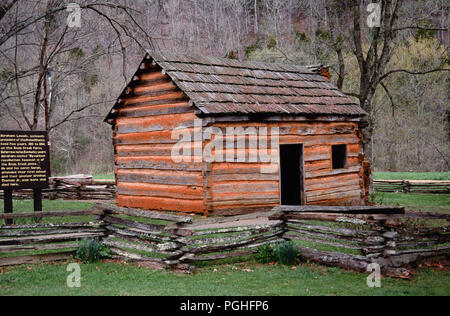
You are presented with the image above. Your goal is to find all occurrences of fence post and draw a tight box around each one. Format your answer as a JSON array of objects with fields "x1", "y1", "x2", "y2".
[
  {"x1": 4, "y1": 189, "x2": 13, "y2": 225},
  {"x1": 33, "y1": 189, "x2": 42, "y2": 212},
  {"x1": 402, "y1": 180, "x2": 410, "y2": 193}
]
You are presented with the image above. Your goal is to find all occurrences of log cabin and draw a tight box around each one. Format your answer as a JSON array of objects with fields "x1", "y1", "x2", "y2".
[{"x1": 105, "y1": 51, "x2": 370, "y2": 216}]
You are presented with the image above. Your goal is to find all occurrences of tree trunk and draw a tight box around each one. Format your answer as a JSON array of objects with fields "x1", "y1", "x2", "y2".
[{"x1": 360, "y1": 95, "x2": 376, "y2": 194}]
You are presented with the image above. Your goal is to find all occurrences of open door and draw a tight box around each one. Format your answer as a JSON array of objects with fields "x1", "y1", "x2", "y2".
[{"x1": 279, "y1": 144, "x2": 305, "y2": 205}]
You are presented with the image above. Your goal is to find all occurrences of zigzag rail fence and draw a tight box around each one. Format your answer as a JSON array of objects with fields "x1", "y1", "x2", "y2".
[
  {"x1": 0, "y1": 203, "x2": 448, "y2": 278},
  {"x1": 0, "y1": 176, "x2": 115, "y2": 201},
  {"x1": 373, "y1": 180, "x2": 450, "y2": 194}
]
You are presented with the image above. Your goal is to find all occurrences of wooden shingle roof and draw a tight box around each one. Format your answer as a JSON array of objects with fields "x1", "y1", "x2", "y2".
[{"x1": 105, "y1": 51, "x2": 366, "y2": 122}]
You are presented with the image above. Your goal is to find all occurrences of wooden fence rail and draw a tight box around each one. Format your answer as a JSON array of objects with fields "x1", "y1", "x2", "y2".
[
  {"x1": 0, "y1": 209, "x2": 105, "y2": 267},
  {"x1": 95, "y1": 203, "x2": 284, "y2": 273},
  {"x1": 0, "y1": 175, "x2": 115, "y2": 201},
  {"x1": 373, "y1": 180, "x2": 450, "y2": 194},
  {"x1": 0, "y1": 203, "x2": 283, "y2": 272},
  {"x1": 1, "y1": 203, "x2": 448, "y2": 278},
  {"x1": 269, "y1": 205, "x2": 450, "y2": 279}
]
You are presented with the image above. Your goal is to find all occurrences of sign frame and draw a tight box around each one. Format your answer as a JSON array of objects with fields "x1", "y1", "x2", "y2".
[
  {"x1": 0, "y1": 130, "x2": 51, "y2": 224},
  {"x1": 0, "y1": 130, "x2": 51, "y2": 190}
]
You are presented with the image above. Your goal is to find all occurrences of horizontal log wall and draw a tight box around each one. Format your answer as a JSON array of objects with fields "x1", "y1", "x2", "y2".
[
  {"x1": 113, "y1": 62, "x2": 206, "y2": 214},
  {"x1": 206, "y1": 121, "x2": 365, "y2": 215},
  {"x1": 111, "y1": 59, "x2": 367, "y2": 215}
]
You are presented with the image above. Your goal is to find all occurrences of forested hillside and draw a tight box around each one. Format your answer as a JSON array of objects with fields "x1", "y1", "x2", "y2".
[{"x1": 0, "y1": 0, "x2": 448, "y2": 174}]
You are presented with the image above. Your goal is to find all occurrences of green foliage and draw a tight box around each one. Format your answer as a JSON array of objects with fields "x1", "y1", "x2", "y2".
[
  {"x1": 255, "y1": 241, "x2": 301, "y2": 265},
  {"x1": 74, "y1": 133, "x2": 91, "y2": 149},
  {"x1": 294, "y1": 31, "x2": 310, "y2": 43},
  {"x1": 373, "y1": 192, "x2": 450, "y2": 214},
  {"x1": 315, "y1": 29, "x2": 331, "y2": 41},
  {"x1": 274, "y1": 241, "x2": 299, "y2": 266},
  {"x1": 69, "y1": 47, "x2": 86, "y2": 59},
  {"x1": 255, "y1": 243, "x2": 278, "y2": 264},
  {"x1": 416, "y1": 20, "x2": 437, "y2": 41},
  {"x1": 50, "y1": 151, "x2": 66, "y2": 175},
  {"x1": 11, "y1": 216, "x2": 41, "y2": 226},
  {"x1": 444, "y1": 51, "x2": 450, "y2": 67},
  {"x1": 267, "y1": 37, "x2": 277, "y2": 50},
  {"x1": 374, "y1": 172, "x2": 450, "y2": 181},
  {"x1": 92, "y1": 44, "x2": 103, "y2": 59},
  {"x1": 246, "y1": 47, "x2": 284, "y2": 63},
  {"x1": 76, "y1": 239, "x2": 110, "y2": 263},
  {"x1": 370, "y1": 191, "x2": 385, "y2": 206},
  {"x1": 89, "y1": 74, "x2": 99, "y2": 86},
  {"x1": 93, "y1": 174, "x2": 115, "y2": 180},
  {"x1": 245, "y1": 39, "x2": 263, "y2": 57},
  {"x1": 0, "y1": 68, "x2": 13, "y2": 81},
  {"x1": 0, "y1": 261, "x2": 448, "y2": 296}
]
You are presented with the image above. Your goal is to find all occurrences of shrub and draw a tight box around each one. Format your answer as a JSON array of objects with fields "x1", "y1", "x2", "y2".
[
  {"x1": 274, "y1": 241, "x2": 299, "y2": 266},
  {"x1": 76, "y1": 239, "x2": 110, "y2": 263},
  {"x1": 255, "y1": 243, "x2": 278, "y2": 264}
]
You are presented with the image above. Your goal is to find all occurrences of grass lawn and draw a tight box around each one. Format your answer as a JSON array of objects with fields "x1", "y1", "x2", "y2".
[
  {"x1": 0, "y1": 194, "x2": 449, "y2": 296},
  {"x1": 93, "y1": 174, "x2": 115, "y2": 180},
  {"x1": 373, "y1": 172, "x2": 450, "y2": 181},
  {"x1": 372, "y1": 171, "x2": 450, "y2": 213},
  {"x1": 0, "y1": 200, "x2": 94, "y2": 213},
  {"x1": 0, "y1": 172, "x2": 448, "y2": 296},
  {"x1": 0, "y1": 260, "x2": 448, "y2": 296},
  {"x1": 372, "y1": 192, "x2": 450, "y2": 214},
  {"x1": 0, "y1": 200, "x2": 96, "y2": 225}
]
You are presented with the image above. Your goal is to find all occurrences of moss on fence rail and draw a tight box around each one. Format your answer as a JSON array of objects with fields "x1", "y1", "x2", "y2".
[{"x1": 0, "y1": 203, "x2": 448, "y2": 279}]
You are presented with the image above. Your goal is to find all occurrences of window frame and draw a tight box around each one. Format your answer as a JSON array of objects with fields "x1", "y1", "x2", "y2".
[{"x1": 331, "y1": 144, "x2": 347, "y2": 170}]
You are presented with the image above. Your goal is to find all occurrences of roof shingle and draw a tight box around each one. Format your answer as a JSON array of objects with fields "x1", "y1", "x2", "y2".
[{"x1": 106, "y1": 51, "x2": 367, "y2": 122}]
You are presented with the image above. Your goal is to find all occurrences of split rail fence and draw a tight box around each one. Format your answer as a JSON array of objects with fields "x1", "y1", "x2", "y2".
[
  {"x1": 0, "y1": 175, "x2": 115, "y2": 201},
  {"x1": 270, "y1": 205, "x2": 450, "y2": 278},
  {"x1": 0, "y1": 209, "x2": 105, "y2": 266},
  {"x1": 373, "y1": 180, "x2": 450, "y2": 194},
  {"x1": 0, "y1": 203, "x2": 448, "y2": 278}
]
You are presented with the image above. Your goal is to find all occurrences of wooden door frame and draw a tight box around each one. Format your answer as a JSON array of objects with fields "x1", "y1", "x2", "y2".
[{"x1": 278, "y1": 143, "x2": 306, "y2": 206}]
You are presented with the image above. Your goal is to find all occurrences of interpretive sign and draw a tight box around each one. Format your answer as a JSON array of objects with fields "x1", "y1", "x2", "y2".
[{"x1": 0, "y1": 131, "x2": 50, "y2": 190}]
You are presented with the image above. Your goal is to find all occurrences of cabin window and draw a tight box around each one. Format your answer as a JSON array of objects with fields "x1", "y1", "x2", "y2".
[{"x1": 332, "y1": 144, "x2": 347, "y2": 169}]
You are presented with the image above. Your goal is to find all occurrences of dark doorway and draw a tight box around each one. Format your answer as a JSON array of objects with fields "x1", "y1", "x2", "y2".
[{"x1": 279, "y1": 144, "x2": 305, "y2": 205}]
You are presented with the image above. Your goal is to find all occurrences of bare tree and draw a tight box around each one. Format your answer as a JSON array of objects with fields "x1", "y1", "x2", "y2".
[
  {"x1": 314, "y1": 0, "x2": 449, "y2": 168},
  {"x1": 0, "y1": 0, "x2": 155, "y2": 133},
  {"x1": 1, "y1": 0, "x2": 447, "y2": 175}
]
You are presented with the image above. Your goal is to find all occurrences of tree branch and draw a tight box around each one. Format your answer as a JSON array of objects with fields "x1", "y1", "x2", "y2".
[
  {"x1": 0, "y1": 2, "x2": 155, "y2": 48},
  {"x1": 380, "y1": 81, "x2": 396, "y2": 118},
  {"x1": 393, "y1": 25, "x2": 448, "y2": 32},
  {"x1": 379, "y1": 68, "x2": 450, "y2": 82},
  {"x1": 49, "y1": 100, "x2": 115, "y2": 131}
]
